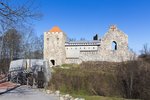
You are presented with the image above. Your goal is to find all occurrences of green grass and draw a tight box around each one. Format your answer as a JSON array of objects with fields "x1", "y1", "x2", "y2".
[
  {"x1": 72, "y1": 95, "x2": 106, "y2": 100},
  {"x1": 71, "y1": 95, "x2": 138, "y2": 100}
]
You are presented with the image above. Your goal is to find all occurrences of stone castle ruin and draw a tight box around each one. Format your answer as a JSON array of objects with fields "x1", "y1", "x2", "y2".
[{"x1": 44, "y1": 25, "x2": 134, "y2": 66}]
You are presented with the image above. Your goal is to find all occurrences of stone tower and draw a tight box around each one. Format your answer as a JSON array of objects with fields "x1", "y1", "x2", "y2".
[{"x1": 44, "y1": 26, "x2": 66, "y2": 66}]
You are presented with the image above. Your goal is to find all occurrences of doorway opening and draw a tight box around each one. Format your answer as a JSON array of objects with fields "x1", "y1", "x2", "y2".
[{"x1": 50, "y1": 60, "x2": 55, "y2": 65}]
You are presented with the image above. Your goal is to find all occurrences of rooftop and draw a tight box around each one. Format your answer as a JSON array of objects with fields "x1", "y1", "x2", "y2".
[
  {"x1": 49, "y1": 26, "x2": 62, "y2": 32},
  {"x1": 65, "y1": 40, "x2": 101, "y2": 46}
]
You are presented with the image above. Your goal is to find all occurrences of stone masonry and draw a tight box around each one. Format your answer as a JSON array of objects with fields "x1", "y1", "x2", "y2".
[{"x1": 44, "y1": 25, "x2": 134, "y2": 66}]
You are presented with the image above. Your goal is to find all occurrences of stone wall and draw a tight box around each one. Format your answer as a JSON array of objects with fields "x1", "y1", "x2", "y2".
[
  {"x1": 78, "y1": 25, "x2": 134, "y2": 63},
  {"x1": 65, "y1": 45, "x2": 99, "y2": 58},
  {"x1": 44, "y1": 25, "x2": 135, "y2": 65}
]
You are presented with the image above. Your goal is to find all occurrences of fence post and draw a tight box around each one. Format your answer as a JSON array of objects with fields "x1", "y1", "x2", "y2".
[
  {"x1": 27, "y1": 78, "x2": 29, "y2": 86},
  {"x1": 17, "y1": 76, "x2": 18, "y2": 84}
]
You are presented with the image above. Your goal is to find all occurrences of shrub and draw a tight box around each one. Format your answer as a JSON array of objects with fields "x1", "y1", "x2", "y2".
[{"x1": 49, "y1": 61, "x2": 150, "y2": 100}]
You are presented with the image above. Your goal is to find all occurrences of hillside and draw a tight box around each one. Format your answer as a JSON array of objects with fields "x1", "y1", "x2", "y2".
[{"x1": 48, "y1": 60, "x2": 150, "y2": 100}]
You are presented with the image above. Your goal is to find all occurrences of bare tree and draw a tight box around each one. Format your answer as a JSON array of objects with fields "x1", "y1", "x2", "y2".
[
  {"x1": 0, "y1": 0, "x2": 42, "y2": 73},
  {"x1": 0, "y1": 0, "x2": 42, "y2": 59},
  {"x1": 0, "y1": 0, "x2": 42, "y2": 24},
  {"x1": 0, "y1": 22, "x2": 8, "y2": 59},
  {"x1": 21, "y1": 27, "x2": 35, "y2": 59},
  {"x1": 140, "y1": 44, "x2": 150, "y2": 56},
  {"x1": 21, "y1": 28, "x2": 43, "y2": 59},
  {"x1": 80, "y1": 38, "x2": 85, "y2": 41},
  {"x1": 2, "y1": 29, "x2": 21, "y2": 61},
  {"x1": 0, "y1": 28, "x2": 21, "y2": 73},
  {"x1": 117, "y1": 61, "x2": 139, "y2": 98},
  {"x1": 139, "y1": 44, "x2": 150, "y2": 63},
  {"x1": 32, "y1": 34, "x2": 43, "y2": 59}
]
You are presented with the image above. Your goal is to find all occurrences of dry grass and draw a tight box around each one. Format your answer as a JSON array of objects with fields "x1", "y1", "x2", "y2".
[{"x1": 48, "y1": 60, "x2": 150, "y2": 100}]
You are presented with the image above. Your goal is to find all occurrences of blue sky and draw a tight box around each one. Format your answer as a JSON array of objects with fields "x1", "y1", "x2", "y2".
[{"x1": 33, "y1": 0, "x2": 150, "y2": 54}]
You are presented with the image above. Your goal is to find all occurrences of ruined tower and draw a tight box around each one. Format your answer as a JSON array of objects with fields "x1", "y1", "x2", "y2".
[
  {"x1": 100, "y1": 25, "x2": 131, "y2": 61},
  {"x1": 44, "y1": 26, "x2": 66, "y2": 66}
]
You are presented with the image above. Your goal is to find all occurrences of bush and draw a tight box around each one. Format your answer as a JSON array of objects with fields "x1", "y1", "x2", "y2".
[
  {"x1": 49, "y1": 61, "x2": 150, "y2": 100},
  {"x1": 49, "y1": 62, "x2": 122, "y2": 96},
  {"x1": 116, "y1": 60, "x2": 150, "y2": 100}
]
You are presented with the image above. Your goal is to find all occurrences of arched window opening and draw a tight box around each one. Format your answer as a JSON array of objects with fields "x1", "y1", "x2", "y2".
[
  {"x1": 50, "y1": 60, "x2": 55, "y2": 65},
  {"x1": 112, "y1": 41, "x2": 117, "y2": 50}
]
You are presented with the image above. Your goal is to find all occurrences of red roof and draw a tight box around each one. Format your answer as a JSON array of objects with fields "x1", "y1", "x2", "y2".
[{"x1": 49, "y1": 26, "x2": 62, "y2": 32}]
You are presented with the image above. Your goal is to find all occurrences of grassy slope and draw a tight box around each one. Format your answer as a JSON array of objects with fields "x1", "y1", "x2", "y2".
[
  {"x1": 50, "y1": 62, "x2": 143, "y2": 100},
  {"x1": 72, "y1": 95, "x2": 137, "y2": 100}
]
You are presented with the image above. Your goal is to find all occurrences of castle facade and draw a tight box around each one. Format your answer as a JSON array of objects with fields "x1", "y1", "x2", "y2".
[{"x1": 44, "y1": 25, "x2": 134, "y2": 66}]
